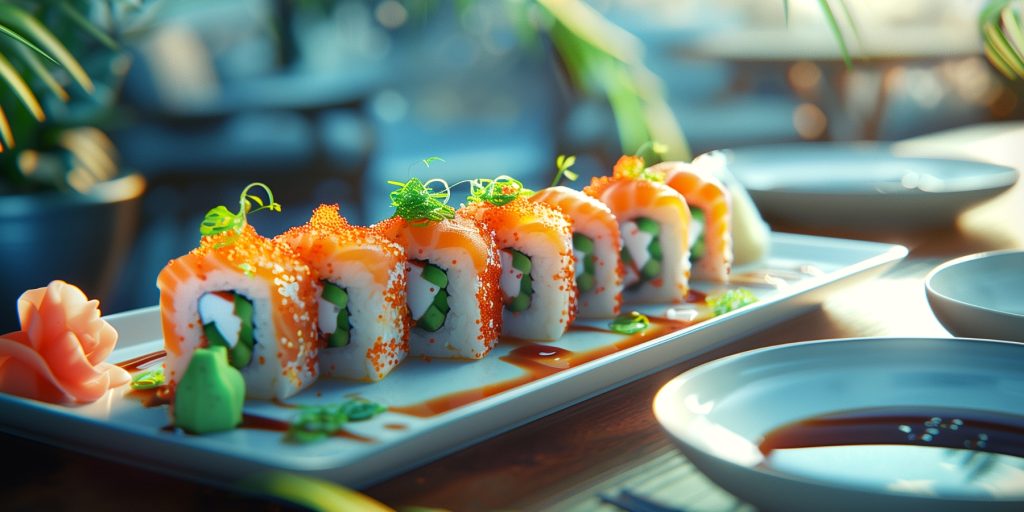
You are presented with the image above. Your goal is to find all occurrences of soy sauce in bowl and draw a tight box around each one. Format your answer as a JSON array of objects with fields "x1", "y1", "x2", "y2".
[{"x1": 758, "y1": 406, "x2": 1024, "y2": 498}]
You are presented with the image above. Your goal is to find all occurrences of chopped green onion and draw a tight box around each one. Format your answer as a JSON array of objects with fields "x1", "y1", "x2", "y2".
[
  {"x1": 286, "y1": 399, "x2": 388, "y2": 444},
  {"x1": 609, "y1": 311, "x2": 650, "y2": 334},
  {"x1": 707, "y1": 288, "x2": 758, "y2": 316},
  {"x1": 130, "y1": 367, "x2": 165, "y2": 390}
]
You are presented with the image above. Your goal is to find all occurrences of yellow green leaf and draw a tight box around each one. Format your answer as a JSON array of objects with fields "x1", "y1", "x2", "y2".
[
  {"x1": 0, "y1": 3, "x2": 94, "y2": 92},
  {"x1": 0, "y1": 50, "x2": 45, "y2": 121},
  {"x1": 13, "y1": 42, "x2": 68, "y2": 102},
  {"x1": 0, "y1": 104, "x2": 12, "y2": 149}
]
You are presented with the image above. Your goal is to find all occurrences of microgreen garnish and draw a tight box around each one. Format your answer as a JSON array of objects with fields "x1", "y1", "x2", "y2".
[
  {"x1": 286, "y1": 399, "x2": 388, "y2": 444},
  {"x1": 387, "y1": 177, "x2": 456, "y2": 225},
  {"x1": 199, "y1": 182, "x2": 282, "y2": 245},
  {"x1": 609, "y1": 311, "x2": 650, "y2": 334},
  {"x1": 130, "y1": 367, "x2": 165, "y2": 390},
  {"x1": 706, "y1": 288, "x2": 758, "y2": 316},
  {"x1": 550, "y1": 154, "x2": 578, "y2": 187},
  {"x1": 422, "y1": 156, "x2": 446, "y2": 167},
  {"x1": 467, "y1": 175, "x2": 533, "y2": 206},
  {"x1": 633, "y1": 140, "x2": 668, "y2": 158}
]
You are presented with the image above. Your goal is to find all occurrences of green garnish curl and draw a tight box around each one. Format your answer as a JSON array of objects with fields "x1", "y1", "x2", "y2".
[
  {"x1": 550, "y1": 154, "x2": 578, "y2": 187},
  {"x1": 609, "y1": 311, "x2": 651, "y2": 334},
  {"x1": 199, "y1": 182, "x2": 282, "y2": 243},
  {"x1": 634, "y1": 140, "x2": 668, "y2": 158},
  {"x1": 130, "y1": 367, "x2": 165, "y2": 390},
  {"x1": 287, "y1": 399, "x2": 388, "y2": 444},
  {"x1": 467, "y1": 175, "x2": 533, "y2": 206},
  {"x1": 388, "y1": 177, "x2": 456, "y2": 225},
  {"x1": 707, "y1": 288, "x2": 758, "y2": 316}
]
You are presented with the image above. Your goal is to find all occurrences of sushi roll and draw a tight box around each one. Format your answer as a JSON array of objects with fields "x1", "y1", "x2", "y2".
[
  {"x1": 585, "y1": 155, "x2": 692, "y2": 304},
  {"x1": 530, "y1": 186, "x2": 623, "y2": 319},
  {"x1": 157, "y1": 185, "x2": 319, "y2": 399},
  {"x1": 277, "y1": 204, "x2": 409, "y2": 381},
  {"x1": 461, "y1": 177, "x2": 576, "y2": 340},
  {"x1": 376, "y1": 178, "x2": 502, "y2": 360},
  {"x1": 648, "y1": 161, "x2": 732, "y2": 282}
]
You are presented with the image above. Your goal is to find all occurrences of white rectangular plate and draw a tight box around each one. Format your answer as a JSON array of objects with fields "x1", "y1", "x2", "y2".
[{"x1": 0, "y1": 233, "x2": 906, "y2": 488}]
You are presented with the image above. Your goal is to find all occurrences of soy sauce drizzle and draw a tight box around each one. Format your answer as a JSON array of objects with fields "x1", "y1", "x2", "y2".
[
  {"x1": 759, "y1": 406, "x2": 1024, "y2": 460},
  {"x1": 127, "y1": 386, "x2": 172, "y2": 408},
  {"x1": 390, "y1": 317, "x2": 683, "y2": 418}
]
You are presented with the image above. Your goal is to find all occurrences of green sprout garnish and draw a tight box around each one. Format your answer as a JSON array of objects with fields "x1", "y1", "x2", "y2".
[
  {"x1": 467, "y1": 175, "x2": 533, "y2": 207},
  {"x1": 130, "y1": 367, "x2": 164, "y2": 390},
  {"x1": 199, "y1": 182, "x2": 282, "y2": 245},
  {"x1": 609, "y1": 311, "x2": 651, "y2": 334},
  {"x1": 633, "y1": 140, "x2": 668, "y2": 158},
  {"x1": 421, "y1": 156, "x2": 446, "y2": 167},
  {"x1": 286, "y1": 399, "x2": 388, "y2": 444},
  {"x1": 706, "y1": 288, "x2": 758, "y2": 316},
  {"x1": 388, "y1": 177, "x2": 456, "y2": 225},
  {"x1": 550, "y1": 154, "x2": 578, "y2": 187}
]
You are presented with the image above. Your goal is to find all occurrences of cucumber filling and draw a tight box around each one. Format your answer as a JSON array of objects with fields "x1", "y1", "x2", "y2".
[
  {"x1": 318, "y1": 280, "x2": 352, "y2": 348},
  {"x1": 198, "y1": 291, "x2": 255, "y2": 369},
  {"x1": 500, "y1": 248, "x2": 533, "y2": 312},
  {"x1": 621, "y1": 217, "x2": 662, "y2": 288},
  {"x1": 689, "y1": 209, "x2": 706, "y2": 262},
  {"x1": 573, "y1": 233, "x2": 597, "y2": 294},
  {"x1": 407, "y1": 260, "x2": 450, "y2": 332}
]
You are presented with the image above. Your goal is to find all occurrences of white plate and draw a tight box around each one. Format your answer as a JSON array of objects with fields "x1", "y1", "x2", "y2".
[
  {"x1": 654, "y1": 337, "x2": 1024, "y2": 512},
  {"x1": 725, "y1": 142, "x2": 1019, "y2": 230},
  {"x1": 0, "y1": 233, "x2": 905, "y2": 488},
  {"x1": 926, "y1": 250, "x2": 1024, "y2": 341}
]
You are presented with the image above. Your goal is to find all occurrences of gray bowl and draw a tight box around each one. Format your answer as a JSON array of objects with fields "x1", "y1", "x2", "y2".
[{"x1": 926, "y1": 250, "x2": 1024, "y2": 341}]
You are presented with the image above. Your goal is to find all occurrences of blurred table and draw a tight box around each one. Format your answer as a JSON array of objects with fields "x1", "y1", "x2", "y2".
[
  {"x1": 677, "y1": 26, "x2": 983, "y2": 140},
  {"x1": 3, "y1": 122, "x2": 1023, "y2": 511}
]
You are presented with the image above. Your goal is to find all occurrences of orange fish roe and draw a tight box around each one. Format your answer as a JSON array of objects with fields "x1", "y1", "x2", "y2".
[
  {"x1": 277, "y1": 204, "x2": 410, "y2": 380},
  {"x1": 157, "y1": 224, "x2": 319, "y2": 393},
  {"x1": 461, "y1": 197, "x2": 577, "y2": 333},
  {"x1": 375, "y1": 215, "x2": 502, "y2": 358},
  {"x1": 613, "y1": 155, "x2": 645, "y2": 178},
  {"x1": 278, "y1": 204, "x2": 406, "y2": 287}
]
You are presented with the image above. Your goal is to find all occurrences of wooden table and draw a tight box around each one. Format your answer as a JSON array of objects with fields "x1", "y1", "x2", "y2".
[{"x1": 3, "y1": 122, "x2": 1022, "y2": 511}]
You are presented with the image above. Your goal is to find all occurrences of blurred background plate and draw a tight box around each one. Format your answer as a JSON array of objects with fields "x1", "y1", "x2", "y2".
[
  {"x1": 653, "y1": 337, "x2": 1024, "y2": 512},
  {"x1": 724, "y1": 142, "x2": 1019, "y2": 230},
  {"x1": 926, "y1": 250, "x2": 1024, "y2": 341}
]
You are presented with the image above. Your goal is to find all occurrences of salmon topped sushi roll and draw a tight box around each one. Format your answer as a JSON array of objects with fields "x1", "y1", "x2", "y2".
[
  {"x1": 376, "y1": 178, "x2": 502, "y2": 360},
  {"x1": 277, "y1": 204, "x2": 409, "y2": 381},
  {"x1": 461, "y1": 177, "x2": 576, "y2": 340},
  {"x1": 530, "y1": 186, "x2": 623, "y2": 319},
  {"x1": 649, "y1": 161, "x2": 732, "y2": 282},
  {"x1": 585, "y1": 156, "x2": 692, "y2": 304},
  {"x1": 157, "y1": 184, "x2": 319, "y2": 399}
]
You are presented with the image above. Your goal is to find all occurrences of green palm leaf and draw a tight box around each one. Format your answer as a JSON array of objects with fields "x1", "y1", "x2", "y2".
[
  {"x1": 12, "y1": 41, "x2": 69, "y2": 102},
  {"x1": 0, "y1": 3, "x2": 93, "y2": 93},
  {"x1": 0, "y1": 49, "x2": 45, "y2": 121},
  {"x1": 59, "y1": 1, "x2": 119, "y2": 51},
  {"x1": 0, "y1": 22, "x2": 58, "y2": 65},
  {"x1": 981, "y1": 0, "x2": 1024, "y2": 80},
  {"x1": 0, "y1": 105, "x2": 11, "y2": 150},
  {"x1": 816, "y1": 0, "x2": 853, "y2": 69}
]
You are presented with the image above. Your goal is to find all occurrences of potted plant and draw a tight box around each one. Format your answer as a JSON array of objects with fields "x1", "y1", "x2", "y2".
[{"x1": 0, "y1": 1, "x2": 146, "y2": 331}]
